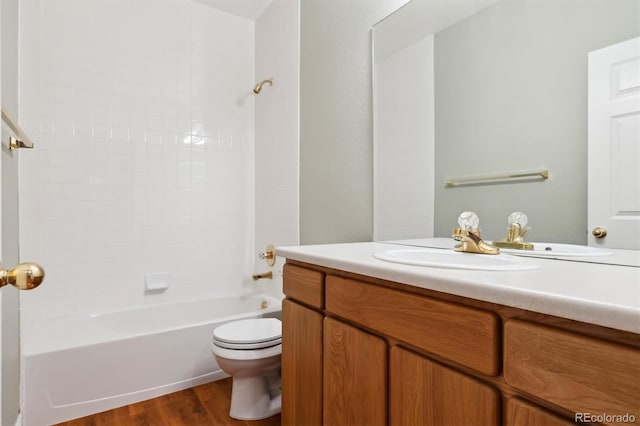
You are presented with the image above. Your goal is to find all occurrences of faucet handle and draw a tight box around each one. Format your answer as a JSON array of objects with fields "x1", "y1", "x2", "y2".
[
  {"x1": 508, "y1": 211, "x2": 531, "y2": 240},
  {"x1": 458, "y1": 211, "x2": 480, "y2": 231},
  {"x1": 494, "y1": 211, "x2": 534, "y2": 250},
  {"x1": 507, "y1": 212, "x2": 531, "y2": 238},
  {"x1": 508, "y1": 211, "x2": 528, "y2": 227}
]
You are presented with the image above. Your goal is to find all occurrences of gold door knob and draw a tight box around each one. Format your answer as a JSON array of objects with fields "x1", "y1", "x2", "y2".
[
  {"x1": 0, "y1": 262, "x2": 45, "y2": 290},
  {"x1": 592, "y1": 227, "x2": 607, "y2": 239}
]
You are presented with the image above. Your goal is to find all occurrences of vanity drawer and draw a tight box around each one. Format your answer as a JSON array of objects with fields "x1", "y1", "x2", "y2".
[
  {"x1": 325, "y1": 276, "x2": 500, "y2": 376},
  {"x1": 504, "y1": 320, "x2": 640, "y2": 423},
  {"x1": 283, "y1": 264, "x2": 325, "y2": 309}
]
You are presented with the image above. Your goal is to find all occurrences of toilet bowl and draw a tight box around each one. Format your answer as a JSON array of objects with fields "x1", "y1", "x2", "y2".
[{"x1": 211, "y1": 318, "x2": 282, "y2": 420}]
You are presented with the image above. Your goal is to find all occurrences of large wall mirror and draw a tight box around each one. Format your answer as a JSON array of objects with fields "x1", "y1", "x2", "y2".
[{"x1": 373, "y1": 0, "x2": 640, "y2": 245}]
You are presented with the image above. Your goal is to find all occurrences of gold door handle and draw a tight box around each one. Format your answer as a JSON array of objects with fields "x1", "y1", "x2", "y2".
[
  {"x1": 0, "y1": 262, "x2": 45, "y2": 290},
  {"x1": 592, "y1": 227, "x2": 607, "y2": 239}
]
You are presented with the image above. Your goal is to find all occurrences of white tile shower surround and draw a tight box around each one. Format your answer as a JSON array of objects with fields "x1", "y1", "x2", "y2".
[{"x1": 16, "y1": 0, "x2": 297, "y2": 323}]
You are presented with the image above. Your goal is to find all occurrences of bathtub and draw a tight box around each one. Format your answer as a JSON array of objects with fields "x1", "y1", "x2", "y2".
[{"x1": 21, "y1": 295, "x2": 282, "y2": 426}]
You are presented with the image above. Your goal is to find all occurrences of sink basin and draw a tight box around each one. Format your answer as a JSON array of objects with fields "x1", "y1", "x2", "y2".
[
  {"x1": 373, "y1": 248, "x2": 539, "y2": 271},
  {"x1": 495, "y1": 242, "x2": 613, "y2": 257}
]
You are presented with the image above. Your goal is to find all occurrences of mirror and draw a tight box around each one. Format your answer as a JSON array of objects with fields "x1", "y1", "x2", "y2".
[{"x1": 372, "y1": 0, "x2": 640, "y2": 245}]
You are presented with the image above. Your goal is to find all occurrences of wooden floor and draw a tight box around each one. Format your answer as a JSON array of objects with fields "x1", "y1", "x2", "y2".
[{"x1": 55, "y1": 378, "x2": 281, "y2": 426}]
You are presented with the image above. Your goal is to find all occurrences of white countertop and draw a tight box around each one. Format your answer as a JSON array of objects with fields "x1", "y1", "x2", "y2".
[{"x1": 276, "y1": 242, "x2": 640, "y2": 333}]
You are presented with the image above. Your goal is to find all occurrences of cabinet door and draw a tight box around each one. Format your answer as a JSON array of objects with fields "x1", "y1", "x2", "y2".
[
  {"x1": 282, "y1": 299, "x2": 323, "y2": 426},
  {"x1": 390, "y1": 347, "x2": 500, "y2": 426},
  {"x1": 505, "y1": 398, "x2": 574, "y2": 426},
  {"x1": 324, "y1": 318, "x2": 387, "y2": 426}
]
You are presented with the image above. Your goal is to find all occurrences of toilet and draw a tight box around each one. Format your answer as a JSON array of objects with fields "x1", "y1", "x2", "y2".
[{"x1": 211, "y1": 318, "x2": 282, "y2": 420}]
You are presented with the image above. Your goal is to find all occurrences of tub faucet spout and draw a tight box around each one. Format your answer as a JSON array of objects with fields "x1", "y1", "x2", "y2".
[{"x1": 252, "y1": 271, "x2": 273, "y2": 281}]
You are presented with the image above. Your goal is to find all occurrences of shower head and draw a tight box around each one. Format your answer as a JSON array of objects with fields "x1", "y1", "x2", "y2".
[{"x1": 253, "y1": 78, "x2": 273, "y2": 94}]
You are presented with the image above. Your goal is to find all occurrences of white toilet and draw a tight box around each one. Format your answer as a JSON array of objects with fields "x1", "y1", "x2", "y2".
[{"x1": 211, "y1": 318, "x2": 282, "y2": 420}]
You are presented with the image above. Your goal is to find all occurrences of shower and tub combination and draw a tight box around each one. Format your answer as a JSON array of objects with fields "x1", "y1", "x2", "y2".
[
  {"x1": 14, "y1": 0, "x2": 298, "y2": 424},
  {"x1": 18, "y1": 56, "x2": 289, "y2": 426},
  {"x1": 19, "y1": 76, "x2": 287, "y2": 426},
  {"x1": 22, "y1": 295, "x2": 282, "y2": 425}
]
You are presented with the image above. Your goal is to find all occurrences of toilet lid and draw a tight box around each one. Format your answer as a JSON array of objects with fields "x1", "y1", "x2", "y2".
[{"x1": 213, "y1": 318, "x2": 281, "y2": 345}]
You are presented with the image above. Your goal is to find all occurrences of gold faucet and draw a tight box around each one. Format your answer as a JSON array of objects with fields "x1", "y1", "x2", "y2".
[
  {"x1": 452, "y1": 211, "x2": 499, "y2": 254},
  {"x1": 493, "y1": 212, "x2": 534, "y2": 250},
  {"x1": 252, "y1": 271, "x2": 273, "y2": 281}
]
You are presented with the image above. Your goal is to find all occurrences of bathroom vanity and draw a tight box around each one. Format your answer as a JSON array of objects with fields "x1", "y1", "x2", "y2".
[{"x1": 277, "y1": 242, "x2": 640, "y2": 426}]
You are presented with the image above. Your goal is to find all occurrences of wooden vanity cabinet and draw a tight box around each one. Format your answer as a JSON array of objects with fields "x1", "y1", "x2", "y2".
[{"x1": 282, "y1": 261, "x2": 640, "y2": 426}]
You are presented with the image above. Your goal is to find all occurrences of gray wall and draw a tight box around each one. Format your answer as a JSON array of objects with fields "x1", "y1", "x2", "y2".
[
  {"x1": 1, "y1": 0, "x2": 22, "y2": 424},
  {"x1": 299, "y1": 0, "x2": 408, "y2": 244},
  {"x1": 434, "y1": 0, "x2": 640, "y2": 244}
]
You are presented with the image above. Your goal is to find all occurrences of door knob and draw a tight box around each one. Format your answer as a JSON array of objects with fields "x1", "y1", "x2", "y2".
[
  {"x1": 0, "y1": 262, "x2": 45, "y2": 290},
  {"x1": 592, "y1": 227, "x2": 607, "y2": 239}
]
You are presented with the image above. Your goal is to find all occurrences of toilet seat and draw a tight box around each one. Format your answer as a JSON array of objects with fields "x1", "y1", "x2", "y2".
[
  {"x1": 213, "y1": 318, "x2": 282, "y2": 350},
  {"x1": 211, "y1": 342, "x2": 281, "y2": 361}
]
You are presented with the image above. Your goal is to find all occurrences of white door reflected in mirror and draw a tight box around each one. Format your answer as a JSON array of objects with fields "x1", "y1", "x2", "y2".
[{"x1": 588, "y1": 36, "x2": 640, "y2": 250}]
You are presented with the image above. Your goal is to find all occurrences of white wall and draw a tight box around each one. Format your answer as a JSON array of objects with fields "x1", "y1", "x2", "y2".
[
  {"x1": 255, "y1": 0, "x2": 299, "y2": 298},
  {"x1": 1, "y1": 0, "x2": 22, "y2": 423},
  {"x1": 299, "y1": 0, "x2": 409, "y2": 244},
  {"x1": 18, "y1": 0, "x2": 257, "y2": 324}
]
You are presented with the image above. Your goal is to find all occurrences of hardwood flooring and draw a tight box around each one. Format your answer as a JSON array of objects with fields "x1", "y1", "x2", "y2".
[{"x1": 55, "y1": 378, "x2": 281, "y2": 426}]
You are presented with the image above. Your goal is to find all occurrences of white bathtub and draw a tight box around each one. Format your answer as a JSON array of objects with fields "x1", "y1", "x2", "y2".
[{"x1": 21, "y1": 295, "x2": 282, "y2": 426}]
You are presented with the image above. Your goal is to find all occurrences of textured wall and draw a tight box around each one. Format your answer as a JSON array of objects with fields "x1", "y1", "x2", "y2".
[{"x1": 299, "y1": 0, "x2": 409, "y2": 244}]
